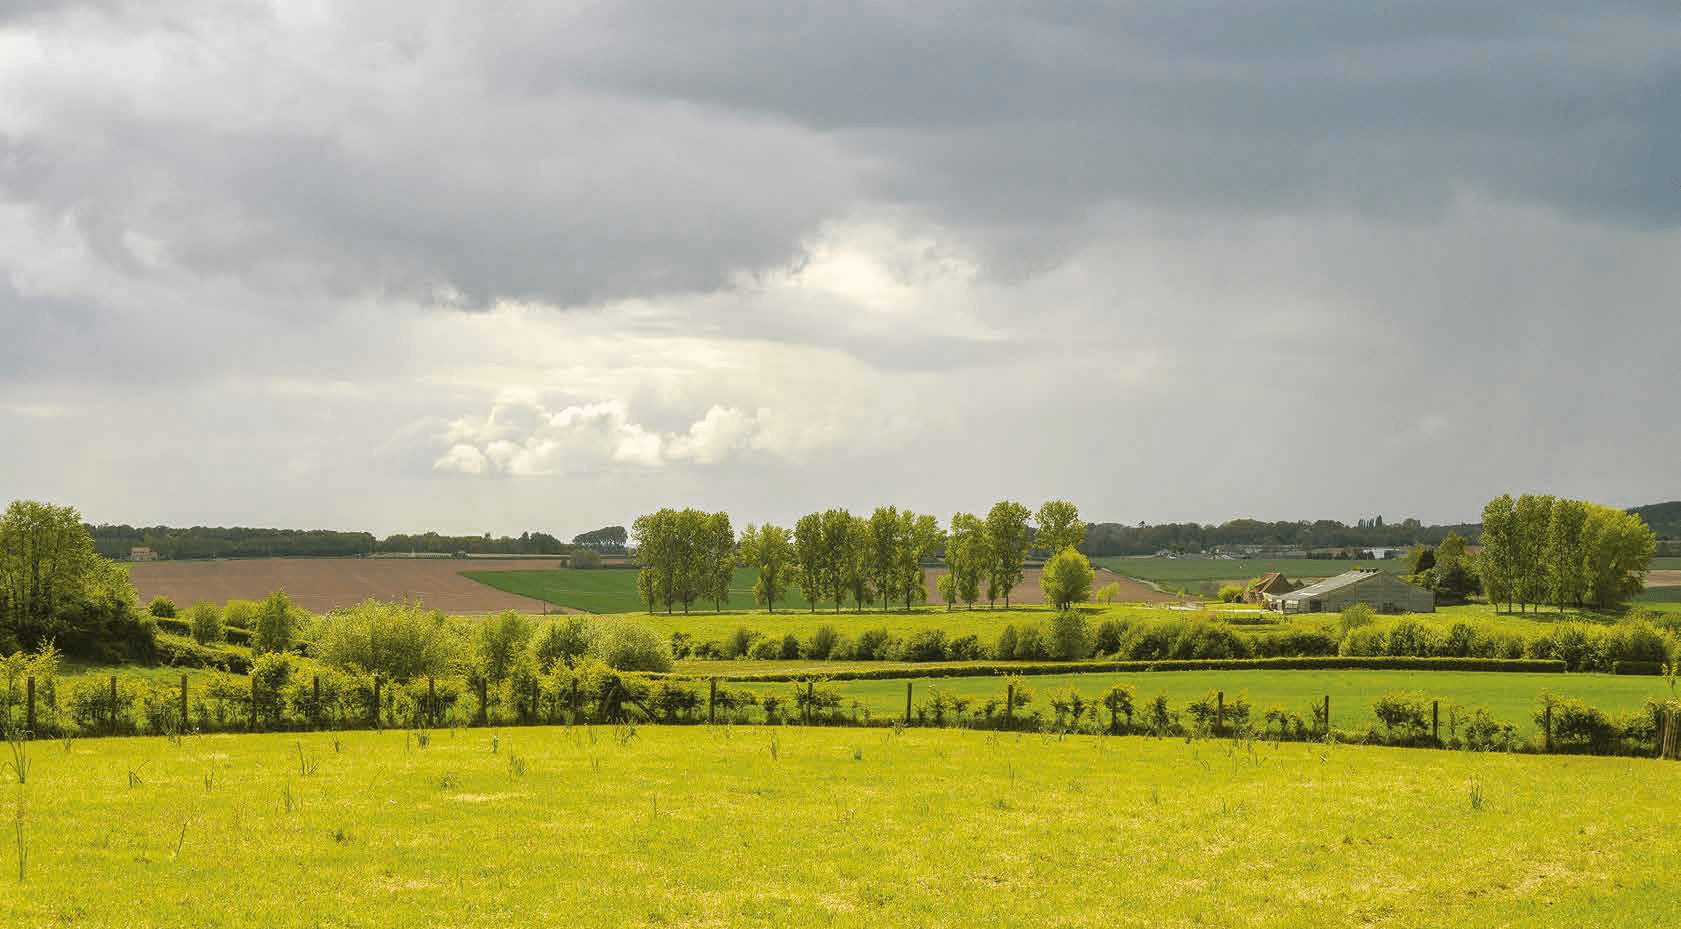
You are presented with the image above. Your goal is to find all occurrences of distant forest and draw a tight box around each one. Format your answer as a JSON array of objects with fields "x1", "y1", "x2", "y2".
[{"x1": 87, "y1": 502, "x2": 1677, "y2": 561}]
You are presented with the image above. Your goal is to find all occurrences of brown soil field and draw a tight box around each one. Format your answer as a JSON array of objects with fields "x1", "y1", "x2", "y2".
[
  {"x1": 1645, "y1": 570, "x2": 1681, "y2": 586},
  {"x1": 922, "y1": 567, "x2": 1181, "y2": 605},
  {"x1": 129, "y1": 558, "x2": 567, "y2": 614}
]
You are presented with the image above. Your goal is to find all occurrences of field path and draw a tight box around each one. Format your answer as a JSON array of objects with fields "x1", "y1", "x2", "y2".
[{"x1": 129, "y1": 557, "x2": 569, "y2": 613}]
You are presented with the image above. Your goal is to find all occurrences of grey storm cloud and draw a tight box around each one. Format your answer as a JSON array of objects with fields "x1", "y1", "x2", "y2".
[{"x1": 1, "y1": 0, "x2": 1678, "y2": 534}]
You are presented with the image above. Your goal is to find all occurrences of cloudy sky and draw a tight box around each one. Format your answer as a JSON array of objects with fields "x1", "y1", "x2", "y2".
[{"x1": 3, "y1": 1, "x2": 1677, "y2": 537}]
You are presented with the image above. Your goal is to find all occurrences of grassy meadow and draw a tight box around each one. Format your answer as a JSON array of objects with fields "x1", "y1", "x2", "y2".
[
  {"x1": 825, "y1": 668, "x2": 1673, "y2": 736},
  {"x1": 4, "y1": 726, "x2": 1679, "y2": 928}
]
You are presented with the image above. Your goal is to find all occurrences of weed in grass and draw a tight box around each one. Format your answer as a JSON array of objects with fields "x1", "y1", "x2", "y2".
[
  {"x1": 852, "y1": 747, "x2": 863, "y2": 761},
  {"x1": 438, "y1": 772, "x2": 458, "y2": 790},
  {"x1": 59, "y1": 736, "x2": 72, "y2": 754},
  {"x1": 295, "y1": 743, "x2": 318, "y2": 777},
  {"x1": 769, "y1": 733, "x2": 780, "y2": 761},
  {"x1": 126, "y1": 765, "x2": 146, "y2": 788},
  {"x1": 1467, "y1": 778, "x2": 1485, "y2": 810},
  {"x1": 3, "y1": 733, "x2": 27, "y2": 785},
  {"x1": 280, "y1": 783, "x2": 296, "y2": 814},
  {"x1": 491, "y1": 736, "x2": 500, "y2": 755},
  {"x1": 203, "y1": 768, "x2": 214, "y2": 793},
  {"x1": 615, "y1": 725, "x2": 638, "y2": 746},
  {"x1": 507, "y1": 754, "x2": 527, "y2": 778},
  {"x1": 332, "y1": 739, "x2": 342, "y2": 754},
  {"x1": 415, "y1": 731, "x2": 431, "y2": 750}
]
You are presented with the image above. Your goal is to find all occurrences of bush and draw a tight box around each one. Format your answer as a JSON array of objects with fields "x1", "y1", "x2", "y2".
[
  {"x1": 902, "y1": 629, "x2": 948, "y2": 662},
  {"x1": 252, "y1": 590, "x2": 298, "y2": 655},
  {"x1": 1049, "y1": 610, "x2": 1093, "y2": 661},
  {"x1": 1093, "y1": 619, "x2": 1128, "y2": 656},
  {"x1": 186, "y1": 601, "x2": 224, "y2": 645},
  {"x1": 749, "y1": 638, "x2": 781, "y2": 661},
  {"x1": 1538, "y1": 693, "x2": 1616, "y2": 751},
  {"x1": 533, "y1": 617, "x2": 594, "y2": 671},
  {"x1": 726, "y1": 626, "x2": 757, "y2": 660},
  {"x1": 1372, "y1": 691, "x2": 1431, "y2": 739},
  {"x1": 1170, "y1": 621, "x2": 1251, "y2": 660},
  {"x1": 1185, "y1": 689, "x2": 1250, "y2": 734},
  {"x1": 317, "y1": 600, "x2": 465, "y2": 681},
  {"x1": 1217, "y1": 585, "x2": 1244, "y2": 603},
  {"x1": 1605, "y1": 619, "x2": 1668, "y2": 667},
  {"x1": 947, "y1": 633, "x2": 984, "y2": 661},
  {"x1": 1011, "y1": 624, "x2": 1051, "y2": 661},
  {"x1": 591, "y1": 622, "x2": 673, "y2": 672},
  {"x1": 807, "y1": 625, "x2": 839, "y2": 660},
  {"x1": 1338, "y1": 602, "x2": 1376, "y2": 638},
  {"x1": 1460, "y1": 707, "x2": 1519, "y2": 751},
  {"x1": 778, "y1": 633, "x2": 801, "y2": 660},
  {"x1": 1385, "y1": 619, "x2": 1443, "y2": 658},
  {"x1": 223, "y1": 599, "x2": 259, "y2": 631},
  {"x1": 993, "y1": 625, "x2": 1018, "y2": 660},
  {"x1": 1339, "y1": 626, "x2": 1387, "y2": 657},
  {"x1": 148, "y1": 596, "x2": 177, "y2": 618},
  {"x1": 853, "y1": 628, "x2": 895, "y2": 661},
  {"x1": 570, "y1": 549, "x2": 604, "y2": 569}
]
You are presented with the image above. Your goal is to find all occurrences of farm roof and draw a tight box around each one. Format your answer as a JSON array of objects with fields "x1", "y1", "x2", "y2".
[
  {"x1": 1248, "y1": 572, "x2": 1296, "y2": 593},
  {"x1": 1279, "y1": 569, "x2": 1388, "y2": 599}
]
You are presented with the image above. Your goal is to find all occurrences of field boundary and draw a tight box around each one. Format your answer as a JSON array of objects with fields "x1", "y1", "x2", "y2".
[{"x1": 676, "y1": 655, "x2": 1570, "y2": 683}]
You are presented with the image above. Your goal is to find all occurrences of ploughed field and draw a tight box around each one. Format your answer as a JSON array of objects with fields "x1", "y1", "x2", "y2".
[
  {"x1": 129, "y1": 557, "x2": 567, "y2": 614},
  {"x1": 7, "y1": 726, "x2": 1679, "y2": 928}
]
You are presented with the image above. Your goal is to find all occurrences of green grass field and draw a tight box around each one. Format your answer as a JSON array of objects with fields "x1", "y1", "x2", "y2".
[
  {"x1": 5, "y1": 726, "x2": 1679, "y2": 927},
  {"x1": 1093, "y1": 556, "x2": 1408, "y2": 585},
  {"x1": 823, "y1": 669, "x2": 1672, "y2": 736},
  {"x1": 463, "y1": 566, "x2": 826, "y2": 613}
]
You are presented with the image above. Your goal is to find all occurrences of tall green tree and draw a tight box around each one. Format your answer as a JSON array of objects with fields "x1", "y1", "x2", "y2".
[
  {"x1": 1, "y1": 500, "x2": 139, "y2": 651},
  {"x1": 837, "y1": 515, "x2": 874, "y2": 613},
  {"x1": 1545, "y1": 498, "x2": 1589, "y2": 612},
  {"x1": 632, "y1": 509, "x2": 679, "y2": 613},
  {"x1": 985, "y1": 500, "x2": 1032, "y2": 609},
  {"x1": 946, "y1": 512, "x2": 986, "y2": 610},
  {"x1": 895, "y1": 511, "x2": 944, "y2": 611},
  {"x1": 1512, "y1": 494, "x2": 1556, "y2": 613},
  {"x1": 703, "y1": 511, "x2": 735, "y2": 612},
  {"x1": 1034, "y1": 500, "x2": 1085, "y2": 555},
  {"x1": 792, "y1": 513, "x2": 827, "y2": 613},
  {"x1": 868, "y1": 506, "x2": 902, "y2": 613},
  {"x1": 1580, "y1": 504, "x2": 1656, "y2": 608},
  {"x1": 1476, "y1": 495, "x2": 1517, "y2": 612},
  {"x1": 1040, "y1": 547, "x2": 1095, "y2": 611},
  {"x1": 252, "y1": 589, "x2": 298, "y2": 655},
  {"x1": 738, "y1": 523, "x2": 793, "y2": 613}
]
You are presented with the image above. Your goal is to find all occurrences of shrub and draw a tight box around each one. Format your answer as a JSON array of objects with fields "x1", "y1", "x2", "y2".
[
  {"x1": 1372, "y1": 691, "x2": 1431, "y2": 739},
  {"x1": 727, "y1": 626, "x2": 757, "y2": 660},
  {"x1": 1538, "y1": 693, "x2": 1615, "y2": 751},
  {"x1": 1049, "y1": 610, "x2": 1093, "y2": 661},
  {"x1": 1339, "y1": 626, "x2": 1387, "y2": 657},
  {"x1": 252, "y1": 590, "x2": 298, "y2": 655},
  {"x1": 993, "y1": 625, "x2": 1018, "y2": 660},
  {"x1": 222, "y1": 599, "x2": 259, "y2": 631},
  {"x1": 1039, "y1": 548, "x2": 1094, "y2": 610},
  {"x1": 474, "y1": 610, "x2": 536, "y2": 684},
  {"x1": 1012, "y1": 624, "x2": 1051, "y2": 660},
  {"x1": 591, "y1": 622, "x2": 673, "y2": 672},
  {"x1": 854, "y1": 628, "x2": 895, "y2": 661},
  {"x1": 186, "y1": 601, "x2": 224, "y2": 645},
  {"x1": 1546, "y1": 624, "x2": 1606, "y2": 672},
  {"x1": 902, "y1": 629, "x2": 948, "y2": 662},
  {"x1": 1441, "y1": 622, "x2": 1476, "y2": 658},
  {"x1": 533, "y1": 617, "x2": 594, "y2": 671},
  {"x1": 317, "y1": 600, "x2": 465, "y2": 681},
  {"x1": 570, "y1": 549, "x2": 604, "y2": 569},
  {"x1": 1185, "y1": 689, "x2": 1250, "y2": 734},
  {"x1": 749, "y1": 638, "x2": 781, "y2": 661},
  {"x1": 1385, "y1": 619, "x2": 1443, "y2": 658},
  {"x1": 1605, "y1": 619, "x2": 1667, "y2": 667},
  {"x1": 947, "y1": 634, "x2": 984, "y2": 661},
  {"x1": 1094, "y1": 582, "x2": 1121, "y2": 605},
  {"x1": 1252, "y1": 629, "x2": 1337, "y2": 658},
  {"x1": 250, "y1": 651, "x2": 294, "y2": 725},
  {"x1": 1217, "y1": 585, "x2": 1244, "y2": 603},
  {"x1": 778, "y1": 633, "x2": 801, "y2": 660},
  {"x1": 1170, "y1": 621, "x2": 1251, "y2": 660},
  {"x1": 148, "y1": 596, "x2": 177, "y2": 618},
  {"x1": 1461, "y1": 707, "x2": 1519, "y2": 751},
  {"x1": 1101, "y1": 683, "x2": 1136, "y2": 730},
  {"x1": 807, "y1": 625, "x2": 839, "y2": 660},
  {"x1": 1093, "y1": 619, "x2": 1128, "y2": 656},
  {"x1": 1338, "y1": 602, "x2": 1376, "y2": 638}
]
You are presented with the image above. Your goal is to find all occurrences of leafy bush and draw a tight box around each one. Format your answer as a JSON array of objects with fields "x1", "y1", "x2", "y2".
[
  {"x1": 993, "y1": 625, "x2": 1018, "y2": 660},
  {"x1": 570, "y1": 549, "x2": 604, "y2": 569},
  {"x1": 853, "y1": 628, "x2": 895, "y2": 661},
  {"x1": 1460, "y1": 707, "x2": 1519, "y2": 751},
  {"x1": 749, "y1": 637, "x2": 780, "y2": 660},
  {"x1": 947, "y1": 633, "x2": 984, "y2": 661},
  {"x1": 1372, "y1": 691, "x2": 1431, "y2": 739},
  {"x1": 1185, "y1": 689, "x2": 1250, "y2": 734},
  {"x1": 250, "y1": 651, "x2": 294, "y2": 725},
  {"x1": 902, "y1": 629, "x2": 948, "y2": 662},
  {"x1": 1385, "y1": 619, "x2": 1443, "y2": 658},
  {"x1": 186, "y1": 601, "x2": 224, "y2": 645},
  {"x1": 148, "y1": 596, "x2": 177, "y2": 618},
  {"x1": 476, "y1": 610, "x2": 535, "y2": 683},
  {"x1": 1217, "y1": 585, "x2": 1244, "y2": 603},
  {"x1": 253, "y1": 590, "x2": 298, "y2": 655},
  {"x1": 1338, "y1": 602, "x2": 1376, "y2": 638},
  {"x1": 533, "y1": 617, "x2": 594, "y2": 671},
  {"x1": 1339, "y1": 626, "x2": 1387, "y2": 657},
  {"x1": 778, "y1": 633, "x2": 801, "y2": 660},
  {"x1": 591, "y1": 623, "x2": 673, "y2": 672},
  {"x1": 727, "y1": 626, "x2": 757, "y2": 659},
  {"x1": 1537, "y1": 693, "x2": 1615, "y2": 751},
  {"x1": 1170, "y1": 621, "x2": 1251, "y2": 660},
  {"x1": 1093, "y1": 619, "x2": 1128, "y2": 656},
  {"x1": 1049, "y1": 610, "x2": 1093, "y2": 660},
  {"x1": 1011, "y1": 624, "x2": 1051, "y2": 660},
  {"x1": 807, "y1": 625, "x2": 839, "y2": 660},
  {"x1": 223, "y1": 599, "x2": 259, "y2": 630},
  {"x1": 317, "y1": 600, "x2": 466, "y2": 681}
]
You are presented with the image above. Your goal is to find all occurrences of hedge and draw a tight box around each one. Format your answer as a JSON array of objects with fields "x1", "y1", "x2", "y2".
[
  {"x1": 1613, "y1": 661, "x2": 1665, "y2": 676},
  {"x1": 686, "y1": 656, "x2": 1570, "y2": 684}
]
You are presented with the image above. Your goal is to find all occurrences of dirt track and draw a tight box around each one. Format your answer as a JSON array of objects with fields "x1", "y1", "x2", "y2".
[
  {"x1": 128, "y1": 558, "x2": 564, "y2": 614},
  {"x1": 1646, "y1": 570, "x2": 1681, "y2": 587},
  {"x1": 922, "y1": 567, "x2": 1180, "y2": 605}
]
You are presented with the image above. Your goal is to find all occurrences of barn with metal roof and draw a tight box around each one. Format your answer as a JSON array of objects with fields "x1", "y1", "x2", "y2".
[{"x1": 1269, "y1": 568, "x2": 1434, "y2": 614}]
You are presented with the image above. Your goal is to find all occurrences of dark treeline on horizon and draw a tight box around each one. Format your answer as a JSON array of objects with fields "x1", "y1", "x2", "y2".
[{"x1": 84, "y1": 502, "x2": 1677, "y2": 562}]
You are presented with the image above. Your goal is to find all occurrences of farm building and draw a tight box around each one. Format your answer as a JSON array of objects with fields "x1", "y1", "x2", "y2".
[
  {"x1": 1244, "y1": 572, "x2": 1298, "y2": 605},
  {"x1": 129, "y1": 546, "x2": 158, "y2": 562},
  {"x1": 1270, "y1": 568, "x2": 1434, "y2": 614}
]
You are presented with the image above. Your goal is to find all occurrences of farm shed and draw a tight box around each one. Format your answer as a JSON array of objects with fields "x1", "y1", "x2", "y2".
[
  {"x1": 1244, "y1": 572, "x2": 1298, "y2": 605},
  {"x1": 1270, "y1": 568, "x2": 1434, "y2": 614}
]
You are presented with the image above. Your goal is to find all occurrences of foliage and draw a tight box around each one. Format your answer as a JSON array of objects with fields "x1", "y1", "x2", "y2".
[
  {"x1": 315, "y1": 599, "x2": 465, "y2": 681},
  {"x1": 147, "y1": 596, "x2": 177, "y2": 618},
  {"x1": 591, "y1": 622, "x2": 674, "y2": 673},
  {"x1": 1039, "y1": 548, "x2": 1094, "y2": 611},
  {"x1": 1048, "y1": 610, "x2": 1093, "y2": 661},
  {"x1": 1217, "y1": 585, "x2": 1244, "y2": 603},
  {"x1": 1, "y1": 500, "x2": 148, "y2": 659},
  {"x1": 1372, "y1": 691, "x2": 1431, "y2": 739},
  {"x1": 476, "y1": 610, "x2": 535, "y2": 684},
  {"x1": 533, "y1": 616, "x2": 594, "y2": 671},
  {"x1": 185, "y1": 601, "x2": 224, "y2": 645},
  {"x1": 1034, "y1": 500, "x2": 1085, "y2": 556},
  {"x1": 984, "y1": 501, "x2": 1032, "y2": 608},
  {"x1": 252, "y1": 590, "x2": 298, "y2": 655},
  {"x1": 738, "y1": 523, "x2": 793, "y2": 612},
  {"x1": 570, "y1": 549, "x2": 604, "y2": 569},
  {"x1": 1338, "y1": 602, "x2": 1376, "y2": 638}
]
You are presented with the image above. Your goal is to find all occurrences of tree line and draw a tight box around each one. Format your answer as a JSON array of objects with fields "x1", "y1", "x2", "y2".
[
  {"x1": 85, "y1": 525, "x2": 590, "y2": 560},
  {"x1": 635, "y1": 501, "x2": 1090, "y2": 614},
  {"x1": 1082, "y1": 517, "x2": 1484, "y2": 556},
  {"x1": 1478, "y1": 494, "x2": 1656, "y2": 612}
]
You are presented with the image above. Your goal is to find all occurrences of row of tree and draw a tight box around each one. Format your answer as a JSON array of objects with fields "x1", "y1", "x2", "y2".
[
  {"x1": 85, "y1": 525, "x2": 580, "y2": 560},
  {"x1": 1478, "y1": 494, "x2": 1656, "y2": 612},
  {"x1": 1082, "y1": 517, "x2": 1483, "y2": 556},
  {"x1": 636, "y1": 501, "x2": 1088, "y2": 614}
]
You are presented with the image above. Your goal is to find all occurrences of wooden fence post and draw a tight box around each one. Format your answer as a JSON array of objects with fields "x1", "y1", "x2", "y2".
[
  {"x1": 428, "y1": 677, "x2": 437, "y2": 728},
  {"x1": 25, "y1": 677, "x2": 34, "y2": 736},
  {"x1": 904, "y1": 680, "x2": 912, "y2": 725},
  {"x1": 180, "y1": 674, "x2": 189, "y2": 732},
  {"x1": 1543, "y1": 704, "x2": 1553, "y2": 752},
  {"x1": 110, "y1": 675, "x2": 119, "y2": 735},
  {"x1": 1006, "y1": 684, "x2": 1014, "y2": 729},
  {"x1": 1216, "y1": 690, "x2": 1224, "y2": 737},
  {"x1": 708, "y1": 678, "x2": 717, "y2": 725},
  {"x1": 1432, "y1": 700, "x2": 1440, "y2": 745},
  {"x1": 372, "y1": 674, "x2": 382, "y2": 730}
]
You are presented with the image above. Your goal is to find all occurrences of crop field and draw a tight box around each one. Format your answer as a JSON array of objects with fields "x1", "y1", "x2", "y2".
[
  {"x1": 466, "y1": 566, "x2": 1173, "y2": 614},
  {"x1": 5, "y1": 726, "x2": 1679, "y2": 928},
  {"x1": 128, "y1": 557, "x2": 568, "y2": 614},
  {"x1": 824, "y1": 669, "x2": 1672, "y2": 736},
  {"x1": 1094, "y1": 556, "x2": 1407, "y2": 587}
]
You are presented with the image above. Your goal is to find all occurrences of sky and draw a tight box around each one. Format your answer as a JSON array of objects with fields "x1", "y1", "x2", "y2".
[{"x1": 2, "y1": 1, "x2": 1678, "y2": 538}]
